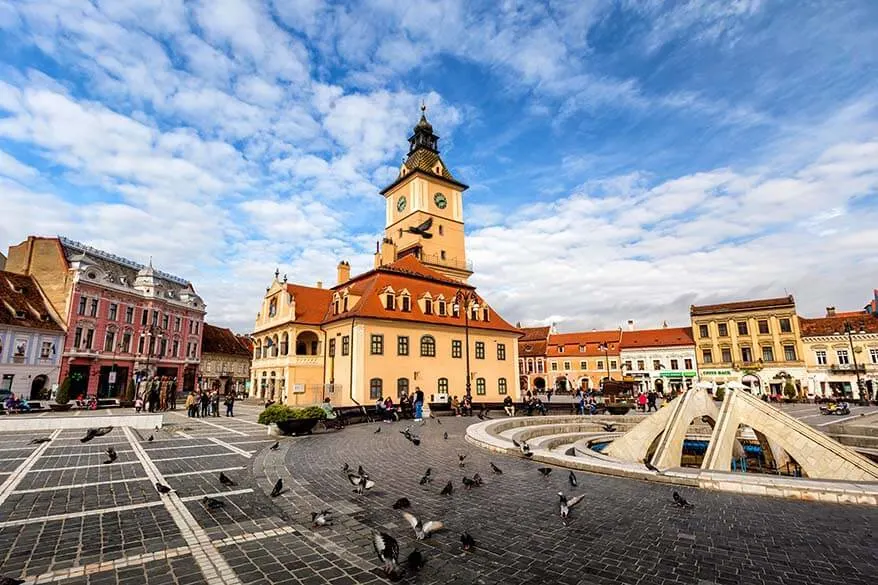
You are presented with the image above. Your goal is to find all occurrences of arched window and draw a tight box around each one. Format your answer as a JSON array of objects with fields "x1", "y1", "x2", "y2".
[
  {"x1": 420, "y1": 335, "x2": 436, "y2": 357},
  {"x1": 268, "y1": 298, "x2": 277, "y2": 317},
  {"x1": 272, "y1": 335, "x2": 279, "y2": 357},
  {"x1": 280, "y1": 332, "x2": 289, "y2": 355},
  {"x1": 476, "y1": 377, "x2": 486, "y2": 395},
  {"x1": 437, "y1": 377, "x2": 448, "y2": 395},
  {"x1": 498, "y1": 378, "x2": 508, "y2": 395},
  {"x1": 254, "y1": 340, "x2": 262, "y2": 359},
  {"x1": 397, "y1": 378, "x2": 409, "y2": 398},
  {"x1": 370, "y1": 378, "x2": 383, "y2": 400}
]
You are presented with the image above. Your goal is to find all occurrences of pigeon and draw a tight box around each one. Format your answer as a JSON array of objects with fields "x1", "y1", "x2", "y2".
[
  {"x1": 462, "y1": 476, "x2": 477, "y2": 490},
  {"x1": 443, "y1": 432, "x2": 448, "y2": 440},
  {"x1": 458, "y1": 454, "x2": 467, "y2": 468},
  {"x1": 29, "y1": 437, "x2": 52, "y2": 445},
  {"x1": 601, "y1": 423, "x2": 617, "y2": 433},
  {"x1": 643, "y1": 458, "x2": 660, "y2": 473},
  {"x1": 516, "y1": 440, "x2": 533, "y2": 457},
  {"x1": 490, "y1": 462, "x2": 503, "y2": 474},
  {"x1": 202, "y1": 496, "x2": 225, "y2": 510},
  {"x1": 219, "y1": 472, "x2": 236, "y2": 487},
  {"x1": 80, "y1": 426, "x2": 113, "y2": 443},
  {"x1": 348, "y1": 473, "x2": 375, "y2": 495},
  {"x1": 103, "y1": 446, "x2": 117, "y2": 464},
  {"x1": 269, "y1": 441, "x2": 279, "y2": 451},
  {"x1": 538, "y1": 468, "x2": 552, "y2": 478},
  {"x1": 270, "y1": 478, "x2": 284, "y2": 497},
  {"x1": 512, "y1": 439, "x2": 521, "y2": 448},
  {"x1": 406, "y1": 549, "x2": 426, "y2": 571},
  {"x1": 0, "y1": 575, "x2": 25, "y2": 585},
  {"x1": 460, "y1": 531, "x2": 476, "y2": 551},
  {"x1": 477, "y1": 408, "x2": 490, "y2": 420},
  {"x1": 410, "y1": 436, "x2": 421, "y2": 446},
  {"x1": 374, "y1": 427, "x2": 381, "y2": 434},
  {"x1": 147, "y1": 434, "x2": 154, "y2": 442},
  {"x1": 155, "y1": 482, "x2": 173, "y2": 495},
  {"x1": 440, "y1": 481, "x2": 453, "y2": 496},
  {"x1": 435, "y1": 417, "x2": 442, "y2": 426},
  {"x1": 373, "y1": 531, "x2": 399, "y2": 577},
  {"x1": 392, "y1": 497, "x2": 411, "y2": 510},
  {"x1": 342, "y1": 463, "x2": 350, "y2": 473},
  {"x1": 472, "y1": 473, "x2": 483, "y2": 487},
  {"x1": 402, "y1": 511, "x2": 445, "y2": 540},
  {"x1": 311, "y1": 510, "x2": 332, "y2": 527},
  {"x1": 357, "y1": 465, "x2": 367, "y2": 477},
  {"x1": 672, "y1": 491, "x2": 694, "y2": 509},
  {"x1": 568, "y1": 471, "x2": 577, "y2": 487},
  {"x1": 558, "y1": 492, "x2": 585, "y2": 524},
  {"x1": 419, "y1": 468, "x2": 432, "y2": 484}
]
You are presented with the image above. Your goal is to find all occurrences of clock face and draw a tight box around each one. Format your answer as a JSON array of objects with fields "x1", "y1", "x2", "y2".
[
  {"x1": 434, "y1": 193, "x2": 447, "y2": 209},
  {"x1": 397, "y1": 196, "x2": 407, "y2": 212}
]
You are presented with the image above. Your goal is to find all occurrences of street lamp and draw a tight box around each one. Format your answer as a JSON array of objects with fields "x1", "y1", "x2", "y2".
[
  {"x1": 598, "y1": 342, "x2": 611, "y2": 391},
  {"x1": 453, "y1": 289, "x2": 480, "y2": 400},
  {"x1": 834, "y1": 322, "x2": 867, "y2": 403},
  {"x1": 140, "y1": 325, "x2": 164, "y2": 380}
]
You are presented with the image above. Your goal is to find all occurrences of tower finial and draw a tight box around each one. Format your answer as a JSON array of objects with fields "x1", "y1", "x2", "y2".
[{"x1": 421, "y1": 100, "x2": 426, "y2": 114}]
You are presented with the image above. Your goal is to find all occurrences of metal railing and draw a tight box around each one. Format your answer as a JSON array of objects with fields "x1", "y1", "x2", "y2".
[{"x1": 419, "y1": 253, "x2": 473, "y2": 272}]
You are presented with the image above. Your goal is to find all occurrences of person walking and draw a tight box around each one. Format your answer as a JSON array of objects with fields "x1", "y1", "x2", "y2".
[
  {"x1": 647, "y1": 390, "x2": 658, "y2": 412},
  {"x1": 224, "y1": 392, "x2": 235, "y2": 417},
  {"x1": 200, "y1": 390, "x2": 209, "y2": 418},
  {"x1": 413, "y1": 387, "x2": 425, "y2": 422},
  {"x1": 637, "y1": 391, "x2": 647, "y2": 412},
  {"x1": 211, "y1": 390, "x2": 221, "y2": 417},
  {"x1": 185, "y1": 392, "x2": 196, "y2": 417},
  {"x1": 169, "y1": 377, "x2": 177, "y2": 410}
]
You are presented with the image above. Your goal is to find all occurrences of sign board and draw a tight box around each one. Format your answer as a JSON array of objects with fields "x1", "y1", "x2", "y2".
[
  {"x1": 108, "y1": 371, "x2": 117, "y2": 384},
  {"x1": 700, "y1": 369, "x2": 732, "y2": 377},
  {"x1": 293, "y1": 383, "x2": 305, "y2": 394},
  {"x1": 659, "y1": 370, "x2": 697, "y2": 378}
]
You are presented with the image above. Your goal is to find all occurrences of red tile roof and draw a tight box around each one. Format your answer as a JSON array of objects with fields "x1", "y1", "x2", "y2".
[
  {"x1": 519, "y1": 326, "x2": 550, "y2": 341},
  {"x1": 620, "y1": 327, "x2": 694, "y2": 349},
  {"x1": 547, "y1": 330, "x2": 622, "y2": 357},
  {"x1": 690, "y1": 295, "x2": 795, "y2": 316},
  {"x1": 0, "y1": 271, "x2": 64, "y2": 332},
  {"x1": 203, "y1": 324, "x2": 252, "y2": 356},
  {"x1": 518, "y1": 340, "x2": 547, "y2": 357},
  {"x1": 798, "y1": 314, "x2": 878, "y2": 337},
  {"x1": 323, "y1": 256, "x2": 520, "y2": 334},
  {"x1": 286, "y1": 284, "x2": 334, "y2": 325}
]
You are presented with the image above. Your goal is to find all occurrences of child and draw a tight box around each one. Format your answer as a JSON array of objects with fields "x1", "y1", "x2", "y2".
[{"x1": 134, "y1": 396, "x2": 143, "y2": 413}]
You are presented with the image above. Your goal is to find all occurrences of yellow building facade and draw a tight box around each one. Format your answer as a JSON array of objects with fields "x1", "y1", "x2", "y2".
[
  {"x1": 690, "y1": 296, "x2": 807, "y2": 396},
  {"x1": 250, "y1": 109, "x2": 521, "y2": 408}
]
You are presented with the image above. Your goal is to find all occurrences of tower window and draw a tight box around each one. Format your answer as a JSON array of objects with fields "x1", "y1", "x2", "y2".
[
  {"x1": 441, "y1": 250, "x2": 446, "y2": 260},
  {"x1": 439, "y1": 225, "x2": 444, "y2": 235}
]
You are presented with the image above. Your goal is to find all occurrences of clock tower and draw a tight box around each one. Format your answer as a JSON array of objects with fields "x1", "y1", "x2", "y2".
[{"x1": 375, "y1": 106, "x2": 472, "y2": 282}]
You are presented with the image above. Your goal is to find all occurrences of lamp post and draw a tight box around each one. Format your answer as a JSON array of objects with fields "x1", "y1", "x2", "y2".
[
  {"x1": 835, "y1": 322, "x2": 866, "y2": 403},
  {"x1": 453, "y1": 289, "x2": 480, "y2": 400},
  {"x1": 140, "y1": 325, "x2": 164, "y2": 380},
  {"x1": 598, "y1": 342, "x2": 610, "y2": 391}
]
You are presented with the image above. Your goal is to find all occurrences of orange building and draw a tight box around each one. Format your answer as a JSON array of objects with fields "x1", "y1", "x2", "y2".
[
  {"x1": 545, "y1": 330, "x2": 623, "y2": 392},
  {"x1": 518, "y1": 326, "x2": 550, "y2": 393}
]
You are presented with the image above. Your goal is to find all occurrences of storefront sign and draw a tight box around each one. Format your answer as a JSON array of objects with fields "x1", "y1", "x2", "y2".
[
  {"x1": 659, "y1": 370, "x2": 697, "y2": 378},
  {"x1": 700, "y1": 369, "x2": 732, "y2": 377}
]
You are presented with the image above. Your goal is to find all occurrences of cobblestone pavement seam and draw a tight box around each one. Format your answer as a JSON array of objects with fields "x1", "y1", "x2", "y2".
[
  {"x1": 206, "y1": 437, "x2": 254, "y2": 458},
  {"x1": 0, "y1": 429, "x2": 62, "y2": 507}
]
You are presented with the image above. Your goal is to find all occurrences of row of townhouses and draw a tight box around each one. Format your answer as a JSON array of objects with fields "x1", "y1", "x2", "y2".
[{"x1": 519, "y1": 294, "x2": 878, "y2": 401}]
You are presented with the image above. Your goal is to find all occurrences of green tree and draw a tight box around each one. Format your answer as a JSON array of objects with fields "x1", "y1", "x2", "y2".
[
  {"x1": 55, "y1": 377, "x2": 71, "y2": 405},
  {"x1": 715, "y1": 386, "x2": 725, "y2": 401},
  {"x1": 783, "y1": 379, "x2": 797, "y2": 400}
]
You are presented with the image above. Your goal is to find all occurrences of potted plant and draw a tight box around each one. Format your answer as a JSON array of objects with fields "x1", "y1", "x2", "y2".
[
  {"x1": 605, "y1": 402, "x2": 632, "y2": 415},
  {"x1": 51, "y1": 376, "x2": 73, "y2": 412},
  {"x1": 259, "y1": 404, "x2": 326, "y2": 435},
  {"x1": 783, "y1": 380, "x2": 797, "y2": 403}
]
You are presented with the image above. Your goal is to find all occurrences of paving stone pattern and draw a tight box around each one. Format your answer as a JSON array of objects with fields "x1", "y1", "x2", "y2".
[{"x1": 1, "y1": 410, "x2": 877, "y2": 585}]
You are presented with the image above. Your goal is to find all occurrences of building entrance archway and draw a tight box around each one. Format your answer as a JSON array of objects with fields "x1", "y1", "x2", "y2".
[
  {"x1": 30, "y1": 375, "x2": 48, "y2": 400},
  {"x1": 533, "y1": 377, "x2": 546, "y2": 391}
]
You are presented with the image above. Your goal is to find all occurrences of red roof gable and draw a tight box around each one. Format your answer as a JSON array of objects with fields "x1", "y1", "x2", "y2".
[
  {"x1": 547, "y1": 330, "x2": 622, "y2": 357},
  {"x1": 620, "y1": 327, "x2": 694, "y2": 349},
  {"x1": 285, "y1": 284, "x2": 334, "y2": 325},
  {"x1": 203, "y1": 324, "x2": 252, "y2": 356},
  {"x1": 690, "y1": 295, "x2": 795, "y2": 316},
  {"x1": 799, "y1": 314, "x2": 878, "y2": 337}
]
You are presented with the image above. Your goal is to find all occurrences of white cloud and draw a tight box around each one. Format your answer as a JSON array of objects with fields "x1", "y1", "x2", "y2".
[{"x1": 0, "y1": 150, "x2": 37, "y2": 180}]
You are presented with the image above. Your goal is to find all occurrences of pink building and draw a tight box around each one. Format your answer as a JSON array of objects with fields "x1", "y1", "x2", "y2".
[{"x1": 6, "y1": 237, "x2": 206, "y2": 399}]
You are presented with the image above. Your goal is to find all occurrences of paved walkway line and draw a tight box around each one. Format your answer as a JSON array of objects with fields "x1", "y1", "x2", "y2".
[
  {"x1": 214, "y1": 525, "x2": 297, "y2": 547},
  {"x1": 123, "y1": 427, "x2": 243, "y2": 585},
  {"x1": 0, "y1": 446, "x2": 43, "y2": 452},
  {"x1": 0, "y1": 501, "x2": 164, "y2": 528},
  {"x1": 27, "y1": 545, "x2": 194, "y2": 584},
  {"x1": 151, "y1": 452, "x2": 247, "y2": 462},
  {"x1": 13, "y1": 476, "x2": 148, "y2": 494},
  {"x1": 40, "y1": 449, "x2": 133, "y2": 458},
  {"x1": 817, "y1": 413, "x2": 867, "y2": 427},
  {"x1": 207, "y1": 437, "x2": 254, "y2": 459},
  {"x1": 163, "y1": 466, "x2": 246, "y2": 478},
  {"x1": 143, "y1": 444, "x2": 217, "y2": 452},
  {"x1": 168, "y1": 412, "x2": 248, "y2": 436},
  {"x1": 0, "y1": 457, "x2": 26, "y2": 462},
  {"x1": 0, "y1": 429, "x2": 62, "y2": 508},
  {"x1": 28, "y1": 461, "x2": 140, "y2": 473},
  {"x1": 179, "y1": 488, "x2": 254, "y2": 502}
]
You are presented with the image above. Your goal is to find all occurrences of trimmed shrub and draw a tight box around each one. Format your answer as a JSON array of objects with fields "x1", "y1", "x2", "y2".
[
  {"x1": 56, "y1": 377, "x2": 71, "y2": 405},
  {"x1": 715, "y1": 386, "x2": 725, "y2": 401},
  {"x1": 783, "y1": 380, "x2": 797, "y2": 400},
  {"x1": 258, "y1": 404, "x2": 326, "y2": 425}
]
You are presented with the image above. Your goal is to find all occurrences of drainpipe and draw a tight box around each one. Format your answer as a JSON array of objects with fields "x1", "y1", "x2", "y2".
[
  {"x1": 319, "y1": 325, "x2": 327, "y2": 403},
  {"x1": 349, "y1": 317, "x2": 360, "y2": 406}
]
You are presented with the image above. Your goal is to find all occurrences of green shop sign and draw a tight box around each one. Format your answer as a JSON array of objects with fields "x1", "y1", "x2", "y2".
[{"x1": 659, "y1": 370, "x2": 697, "y2": 378}]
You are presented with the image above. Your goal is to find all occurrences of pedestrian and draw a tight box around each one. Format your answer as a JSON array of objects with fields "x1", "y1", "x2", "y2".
[
  {"x1": 200, "y1": 390, "x2": 210, "y2": 418},
  {"x1": 647, "y1": 390, "x2": 658, "y2": 412},
  {"x1": 451, "y1": 395, "x2": 461, "y2": 416},
  {"x1": 185, "y1": 392, "x2": 196, "y2": 417},
  {"x1": 225, "y1": 392, "x2": 235, "y2": 417},
  {"x1": 503, "y1": 395, "x2": 515, "y2": 416},
  {"x1": 576, "y1": 389, "x2": 585, "y2": 415},
  {"x1": 134, "y1": 396, "x2": 143, "y2": 413},
  {"x1": 169, "y1": 377, "x2": 177, "y2": 410},
  {"x1": 159, "y1": 377, "x2": 168, "y2": 411},
  {"x1": 637, "y1": 391, "x2": 647, "y2": 412},
  {"x1": 211, "y1": 390, "x2": 221, "y2": 417},
  {"x1": 414, "y1": 386, "x2": 424, "y2": 421},
  {"x1": 462, "y1": 395, "x2": 473, "y2": 416}
]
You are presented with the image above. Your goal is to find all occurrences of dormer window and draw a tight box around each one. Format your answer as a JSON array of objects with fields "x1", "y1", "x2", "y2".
[
  {"x1": 579, "y1": 345, "x2": 585, "y2": 352},
  {"x1": 333, "y1": 298, "x2": 340, "y2": 314},
  {"x1": 343, "y1": 296, "x2": 349, "y2": 312},
  {"x1": 385, "y1": 293, "x2": 396, "y2": 310},
  {"x1": 482, "y1": 307, "x2": 489, "y2": 321},
  {"x1": 559, "y1": 346, "x2": 565, "y2": 353},
  {"x1": 452, "y1": 303, "x2": 460, "y2": 318},
  {"x1": 15, "y1": 310, "x2": 26, "y2": 319},
  {"x1": 401, "y1": 295, "x2": 411, "y2": 312},
  {"x1": 424, "y1": 299, "x2": 433, "y2": 315},
  {"x1": 438, "y1": 300, "x2": 446, "y2": 316}
]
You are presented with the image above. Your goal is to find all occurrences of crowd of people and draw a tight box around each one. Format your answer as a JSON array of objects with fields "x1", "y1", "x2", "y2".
[
  {"x1": 375, "y1": 387, "x2": 427, "y2": 422},
  {"x1": 2, "y1": 393, "x2": 31, "y2": 413},
  {"x1": 183, "y1": 389, "x2": 236, "y2": 417},
  {"x1": 133, "y1": 376, "x2": 178, "y2": 413}
]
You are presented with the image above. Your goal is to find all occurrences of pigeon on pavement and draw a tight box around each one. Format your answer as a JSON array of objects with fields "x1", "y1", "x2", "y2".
[
  {"x1": 103, "y1": 446, "x2": 117, "y2": 464},
  {"x1": 568, "y1": 471, "x2": 577, "y2": 487},
  {"x1": 155, "y1": 482, "x2": 173, "y2": 495},
  {"x1": 402, "y1": 511, "x2": 445, "y2": 540},
  {"x1": 311, "y1": 510, "x2": 332, "y2": 527},
  {"x1": 29, "y1": 437, "x2": 52, "y2": 445},
  {"x1": 672, "y1": 491, "x2": 694, "y2": 509},
  {"x1": 392, "y1": 497, "x2": 411, "y2": 510},
  {"x1": 460, "y1": 531, "x2": 476, "y2": 551},
  {"x1": 373, "y1": 531, "x2": 399, "y2": 577},
  {"x1": 490, "y1": 462, "x2": 503, "y2": 474},
  {"x1": 202, "y1": 496, "x2": 225, "y2": 510},
  {"x1": 270, "y1": 478, "x2": 284, "y2": 498},
  {"x1": 538, "y1": 468, "x2": 552, "y2": 478},
  {"x1": 269, "y1": 441, "x2": 280, "y2": 451},
  {"x1": 219, "y1": 472, "x2": 236, "y2": 487},
  {"x1": 440, "y1": 481, "x2": 453, "y2": 496}
]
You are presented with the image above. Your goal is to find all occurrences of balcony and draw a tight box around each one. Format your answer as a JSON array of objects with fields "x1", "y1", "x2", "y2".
[
  {"x1": 829, "y1": 364, "x2": 867, "y2": 374},
  {"x1": 420, "y1": 252, "x2": 473, "y2": 272}
]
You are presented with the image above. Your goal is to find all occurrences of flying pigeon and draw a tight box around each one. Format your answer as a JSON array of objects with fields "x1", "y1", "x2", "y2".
[
  {"x1": 601, "y1": 423, "x2": 617, "y2": 433},
  {"x1": 407, "y1": 217, "x2": 434, "y2": 239},
  {"x1": 103, "y1": 446, "x2": 117, "y2": 464},
  {"x1": 147, "y1": 434, "x2": 154, "y2": 442},
  {"x1": 672, "y1": 491, "x2": 694, "y2": 509},
  {"x1": 202, "y1": 496, "x2": 225, "y2": 510},
  {"x1": 374, "y1": 427, "x2": 381, "y2": 434},
  {"x1": 269, "y1": 441, "x2": 279, "y2": 451},
  {"x1": 443, "y1": 432, "x2": 448, "y2": 440},
  {"x1": 558, "y1": 491, "x2": 585, "y2": 523},
  {"x1": 406, "y1": 549, "x2": 426, "y2": 571},
  {"x1": 410, "y1": 436, "x2": 421, "y2": 446},
  {"x1": 568, "y1": 471, "x2": 577, "y2": 487},
  {"x1": 81, "y1": 426, "x2": 113, "y2": 443},
  {"x1": 392, "y1": 497, "x2": 411, "y2": 510},
  {"x1": 270, "y1": 478, "x2": 284, "y2": 498},
  {"x1": 440, "y1": 481, "x2": 453, "y2": 496},
  {"x1": 155, "y1": 482, "x2": 173, "y2": 495},
  {"x1": 538, "y1": 468, "x2": 552, "y2": 478},
  {"x1": 373, "y1": 531, "x2": 400, "y2": 577},
  {"x1": 219, "y1": 472, "x2": 236, "y2": 487},
  {"x1": 458, "y1": 454, "x2": 467, "y2": 468},
  {"x1": 516, "y1": 440, "x2": 533, "y2": 457},
  {"x1": 348, "y1": 473, "x2": 375, "y2": 495},
  {"x1": 402, "y1": 511, "x2": 445, "y2": 540},
  {"x1": 644, "y1": 458, "x2": 660, "y2": 473},
  {"x1": 311, "y1": 510, "x2": 332, "y2": 527},
  {"x1": 29, "y1": 437, "x2": 52, "y2": 445},
  {"x1": 490, "y1": 462, "x2": 503, "y2": 474},
  {"x1": 460, "y1": 531, "x2": 476, "y2": 551}
]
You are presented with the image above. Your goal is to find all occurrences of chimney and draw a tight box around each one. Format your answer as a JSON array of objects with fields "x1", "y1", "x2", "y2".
[
  {"x1": 336, "y1": 261, "x2": 350, "y2": 285},
  {"x1": 316, "y1": 281, "x2": 323, "y2": 289},
  {"x1": 627, "y1": 319, "x2": 635, "y2": 331},
  {"x1": 826, "y1": 306, "x2": 836, "y2": 317}
]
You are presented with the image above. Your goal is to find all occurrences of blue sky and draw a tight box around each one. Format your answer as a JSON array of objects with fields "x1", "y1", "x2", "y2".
[{"x1": 1, "y1": 0, "x2": 877, "y2": 333}]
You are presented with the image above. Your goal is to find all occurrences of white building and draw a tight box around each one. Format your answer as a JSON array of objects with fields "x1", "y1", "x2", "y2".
[
  {"x1": 620, "y1": 325, "x2": 697, "y2": 394},
  {"x1": 0, "y1": 271, "x2": 65, "y2": 401}
]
